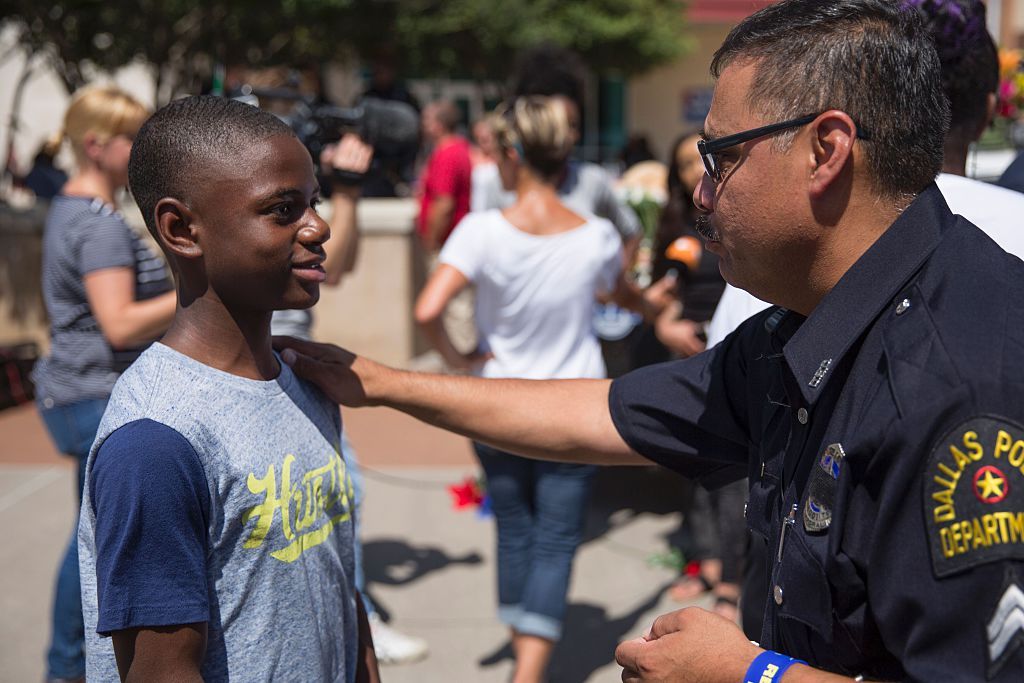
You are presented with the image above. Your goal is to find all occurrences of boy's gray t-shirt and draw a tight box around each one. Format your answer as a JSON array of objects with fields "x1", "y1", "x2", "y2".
[{"x1": 78, "y1": 342, "x2": 358, "y2": 682}]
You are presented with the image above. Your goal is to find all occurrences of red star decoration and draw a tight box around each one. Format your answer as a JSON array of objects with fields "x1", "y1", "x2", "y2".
[{"x1": 448, "y1": 477, "x2": 484, "y2": 510}]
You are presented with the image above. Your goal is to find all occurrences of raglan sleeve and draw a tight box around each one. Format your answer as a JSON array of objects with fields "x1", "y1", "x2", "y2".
[{"x1": 89, "y1": 418, "x2": 211, "y2": 635}]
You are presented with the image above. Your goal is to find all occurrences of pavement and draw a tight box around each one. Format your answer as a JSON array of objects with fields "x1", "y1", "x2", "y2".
[{"x1": 0, "y1": 401, "x2": 707, "y2": 683}]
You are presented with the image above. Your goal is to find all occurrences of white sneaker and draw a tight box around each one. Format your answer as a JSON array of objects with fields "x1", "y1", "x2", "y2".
[{"x1": 368, "y1": 613, "x2": 429, "y2": 665}]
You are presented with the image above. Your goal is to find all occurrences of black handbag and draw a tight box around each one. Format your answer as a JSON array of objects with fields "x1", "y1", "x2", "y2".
[{"x1": 0, "y1": 342, "x2": 38, "y2": 412}]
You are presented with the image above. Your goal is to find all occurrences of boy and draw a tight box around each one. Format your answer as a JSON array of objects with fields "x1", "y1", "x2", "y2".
[{"x1": 77, "y1": 95, "x2": 380, "y2": 682}]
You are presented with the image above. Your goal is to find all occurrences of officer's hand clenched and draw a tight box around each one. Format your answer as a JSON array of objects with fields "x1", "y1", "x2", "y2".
[{"x1": 615, "y1": 607, "x2": 761, "y2": 683}]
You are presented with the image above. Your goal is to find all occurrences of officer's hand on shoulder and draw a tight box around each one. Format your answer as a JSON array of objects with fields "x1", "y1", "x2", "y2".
[{"x1": 274, "y1": 336, "x2": 383, "y2": 408}]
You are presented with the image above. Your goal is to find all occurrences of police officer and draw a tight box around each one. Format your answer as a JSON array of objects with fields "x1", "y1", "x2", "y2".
[{"x1": 276, "y1": 0, "x2": 1024, "y2": 680}]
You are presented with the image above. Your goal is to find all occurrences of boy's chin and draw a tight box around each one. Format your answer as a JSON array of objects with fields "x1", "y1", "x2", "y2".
[{"x1": 278, "y1": 290, "x2": 321, "y2": 311}]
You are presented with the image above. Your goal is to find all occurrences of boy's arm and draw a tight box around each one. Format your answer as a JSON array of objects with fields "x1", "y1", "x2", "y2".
[
  {"x1": 112, "y1": 624, "x2": 207, "y2": 682},
  {"x1": 355, "y1": 593, "x2": 381, "y2": 683},
  {"x1": 89, "y1": 421, "x2": 212, "y2": 679}
]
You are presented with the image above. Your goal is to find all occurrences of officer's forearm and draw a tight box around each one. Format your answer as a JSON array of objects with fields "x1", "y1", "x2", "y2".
[
  {"x1": 783, "y1": 664, "x2": 866, "y2": 682},
  {"x1": 368, "y1": 369, "x2": 644, "y2": 465}
]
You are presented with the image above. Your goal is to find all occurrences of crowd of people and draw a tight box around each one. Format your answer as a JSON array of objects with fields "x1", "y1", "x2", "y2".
[{"x1": 18, "y1": 0, "x2": 1024, "y2": 681}]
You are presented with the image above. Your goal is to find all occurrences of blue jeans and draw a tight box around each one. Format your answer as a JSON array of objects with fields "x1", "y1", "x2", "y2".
[
  {"x1": 473, "y1": 443, "x2": 595, "y2": 641},
  {"x1": 39, "y1": 397, "x2": 108, "y2": 680},
  {"x1": 341, "y1": 432, "x2": 377, "y2": 617}
]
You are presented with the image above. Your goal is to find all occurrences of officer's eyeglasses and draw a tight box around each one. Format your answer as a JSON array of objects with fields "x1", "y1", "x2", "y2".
[{"x1": 697, "y1": 113, "x2": 871, "y2": 183}]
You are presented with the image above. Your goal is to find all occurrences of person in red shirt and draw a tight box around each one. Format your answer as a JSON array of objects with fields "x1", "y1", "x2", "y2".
[{"x1": 417, "y1": 100, "x2": 472, "y2": 252}]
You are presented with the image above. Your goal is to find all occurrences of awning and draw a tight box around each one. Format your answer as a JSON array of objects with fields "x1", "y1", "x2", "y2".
[{"x1": 688, "y1": 0, "x2": 778, "y2": 24}]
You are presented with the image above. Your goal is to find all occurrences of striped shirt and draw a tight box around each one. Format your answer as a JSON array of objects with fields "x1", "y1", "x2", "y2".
[{"x1": 33, "y1": 196, "x2": 172, "y2": 407}]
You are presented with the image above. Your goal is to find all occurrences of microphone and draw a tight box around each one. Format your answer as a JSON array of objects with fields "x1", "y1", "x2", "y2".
[{"x1": 665, "y1": 235, "x2": 703, "y2": 273}]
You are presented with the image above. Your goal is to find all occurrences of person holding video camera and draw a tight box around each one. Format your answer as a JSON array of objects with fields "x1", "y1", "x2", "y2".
[{"x1": 270, "y1": 133, "x2": 431, "y2": 666}]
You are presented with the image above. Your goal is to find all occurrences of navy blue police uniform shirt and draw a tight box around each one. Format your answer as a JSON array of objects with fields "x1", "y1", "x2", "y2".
[{"x1": 610, "y1": 183, "x2": 1024, "y2": 681}]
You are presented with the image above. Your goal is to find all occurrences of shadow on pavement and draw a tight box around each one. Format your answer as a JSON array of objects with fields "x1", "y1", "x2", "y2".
[
  {"x1": 474, "y1": 467, "x2": 692, "y2": 681},
  {"x1": 549, "y1": 581, "x2": 674, "y2": 683},
  {"x1": 581, "y1": 465, "x2": 692, "y2": 547},
  {"x1": 477, "y1": 581, "x2": 674, "y2": 682},
  {"x1": 364, "y1": 467, "x2": 694, "y2": 680},
  {"x1": 361, "y1": 538, "x2": 483, "y2": 620}
]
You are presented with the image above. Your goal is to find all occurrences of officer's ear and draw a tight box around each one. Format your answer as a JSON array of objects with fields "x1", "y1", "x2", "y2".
[{"x1": 806, "y1": 110, "x2": 857, "y2": 199}]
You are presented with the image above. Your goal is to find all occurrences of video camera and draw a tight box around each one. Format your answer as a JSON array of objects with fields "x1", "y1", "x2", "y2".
[{"x1": 232, "y1": 85, "x2": 421, "y2": 189}]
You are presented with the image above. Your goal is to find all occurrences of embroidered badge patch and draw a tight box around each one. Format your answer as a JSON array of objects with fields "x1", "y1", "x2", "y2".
[
  {"x1": 925, "y1": 416, "x2": 1024, "y2": 578},
  {"x1": 803, "y1": 442, "x2": 844, "y2": 533},
  {"x1": 986, "y1": 569, "x2": 1024, "y2": 679}
]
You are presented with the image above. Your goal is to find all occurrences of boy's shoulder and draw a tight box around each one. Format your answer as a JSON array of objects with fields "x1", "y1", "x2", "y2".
[
  {"x1": 102, "y1": 343, "x2": 178, "y2": 427},
  {"x1": 102, "y1": 343, "x2": 340, "y2": 452}
]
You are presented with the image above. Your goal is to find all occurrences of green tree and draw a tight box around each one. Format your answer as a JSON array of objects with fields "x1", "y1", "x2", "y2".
[
  {"x1": 1, "y1": 0, "x2": 688, "y2": 98},
  {"x1": 0, "y1": 0, "x2": 362, "y2": 100},
  {"x1": 391, "y1": 0, "x2": 690, "y2": 79}
]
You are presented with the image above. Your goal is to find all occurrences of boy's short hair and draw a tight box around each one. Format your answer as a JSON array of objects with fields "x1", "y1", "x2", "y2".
[{"x1": 128, "y1": 95, "x2": 297, "y2": 238}]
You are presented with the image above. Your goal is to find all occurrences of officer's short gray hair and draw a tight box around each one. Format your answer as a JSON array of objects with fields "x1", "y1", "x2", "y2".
[{"x1": 712, "y1": 0, "x2": 948, "y2": 200}]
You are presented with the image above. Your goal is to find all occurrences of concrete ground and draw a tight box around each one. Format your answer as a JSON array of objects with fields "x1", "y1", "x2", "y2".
[{"x1": 0, "y1": 402, "x2": 707, "y2": 683}]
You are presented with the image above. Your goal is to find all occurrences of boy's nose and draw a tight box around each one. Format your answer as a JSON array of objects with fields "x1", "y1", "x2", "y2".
[{"x1": 299, "y1": 213, "x2": 331, "y2": 245}]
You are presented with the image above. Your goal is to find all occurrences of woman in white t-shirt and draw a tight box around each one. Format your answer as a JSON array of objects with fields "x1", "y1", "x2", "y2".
[{"x1": 415, "y1": 97, "x2": 621, "y2": 683}]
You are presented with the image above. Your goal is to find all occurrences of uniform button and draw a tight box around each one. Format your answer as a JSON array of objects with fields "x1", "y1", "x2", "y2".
[
  {"x1": 796, "y1": 407, "x2": 809, "y2": 424},
  {"x1": 895, "y1": 298, "x2": 911, "y2": 315},
  {"x1": 774, "y1": 585, "x2": 784, "y2": 605},
  {"x1": 43, "y1": 397, "x2": 54, "y2": 409}
]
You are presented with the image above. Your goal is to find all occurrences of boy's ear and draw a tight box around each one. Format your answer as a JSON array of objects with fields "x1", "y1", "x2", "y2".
[{"x1": 154, "y1": 198, "x2": 202, "y2": 260}]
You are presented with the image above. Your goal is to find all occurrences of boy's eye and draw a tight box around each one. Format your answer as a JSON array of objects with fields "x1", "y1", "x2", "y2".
[
  {"x1": 265, "y1": 194, "x2": 319, "y2": 222},
  {"x1": 270, "y1": 202, "x2": 301, "y2": 220}
]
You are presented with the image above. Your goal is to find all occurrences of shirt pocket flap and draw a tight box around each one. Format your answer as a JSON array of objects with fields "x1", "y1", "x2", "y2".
[{"x1": 777, "y1": 528, "x2": 834, "y2": 641}]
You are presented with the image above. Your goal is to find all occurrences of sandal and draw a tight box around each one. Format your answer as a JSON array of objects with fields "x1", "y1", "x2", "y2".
[
  {"x1": 667, "y1": 573, "x2": 717, "y2": 602},
  {"x1": 712, "y1": 592, "x2": 741, "y2": 622}
]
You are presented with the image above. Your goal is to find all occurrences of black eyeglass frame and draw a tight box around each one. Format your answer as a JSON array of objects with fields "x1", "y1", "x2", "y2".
[{"x1": 697, "y1": 112, "x2": 871, "y2": 183}]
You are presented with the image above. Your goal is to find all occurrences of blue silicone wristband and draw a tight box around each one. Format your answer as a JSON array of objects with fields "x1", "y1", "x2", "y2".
[{"x1": 744, "y1": 650, "x2": 807, "y2": 683}]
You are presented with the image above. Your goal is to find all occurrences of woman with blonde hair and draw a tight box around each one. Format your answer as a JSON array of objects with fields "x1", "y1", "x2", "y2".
[
  {"x1": 415, "y1": 96, "x2": 622, "y2": 682},
  {"x1": 33, "y1": 86, "x2": 175, "y2": 683}
]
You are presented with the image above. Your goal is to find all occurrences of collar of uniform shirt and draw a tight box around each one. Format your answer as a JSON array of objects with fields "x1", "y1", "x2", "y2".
[{"x1": 780, "y1": 182, "x2": 949, "y2": 405}]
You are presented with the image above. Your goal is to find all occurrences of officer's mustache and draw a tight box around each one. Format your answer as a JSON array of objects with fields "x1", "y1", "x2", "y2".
[{"x1": 696, "y1": 215, "x2": 720, "y2": 242}]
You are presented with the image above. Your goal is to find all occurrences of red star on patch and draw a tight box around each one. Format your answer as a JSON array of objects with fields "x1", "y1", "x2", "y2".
[{"x1": 974, "y1": 465, "x2": 1009, "y2": 504}]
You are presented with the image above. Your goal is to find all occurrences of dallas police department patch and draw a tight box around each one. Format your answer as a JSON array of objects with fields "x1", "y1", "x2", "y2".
[{"x1": 925, "y1": 416, "x2": 1024, "y2": 578}]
